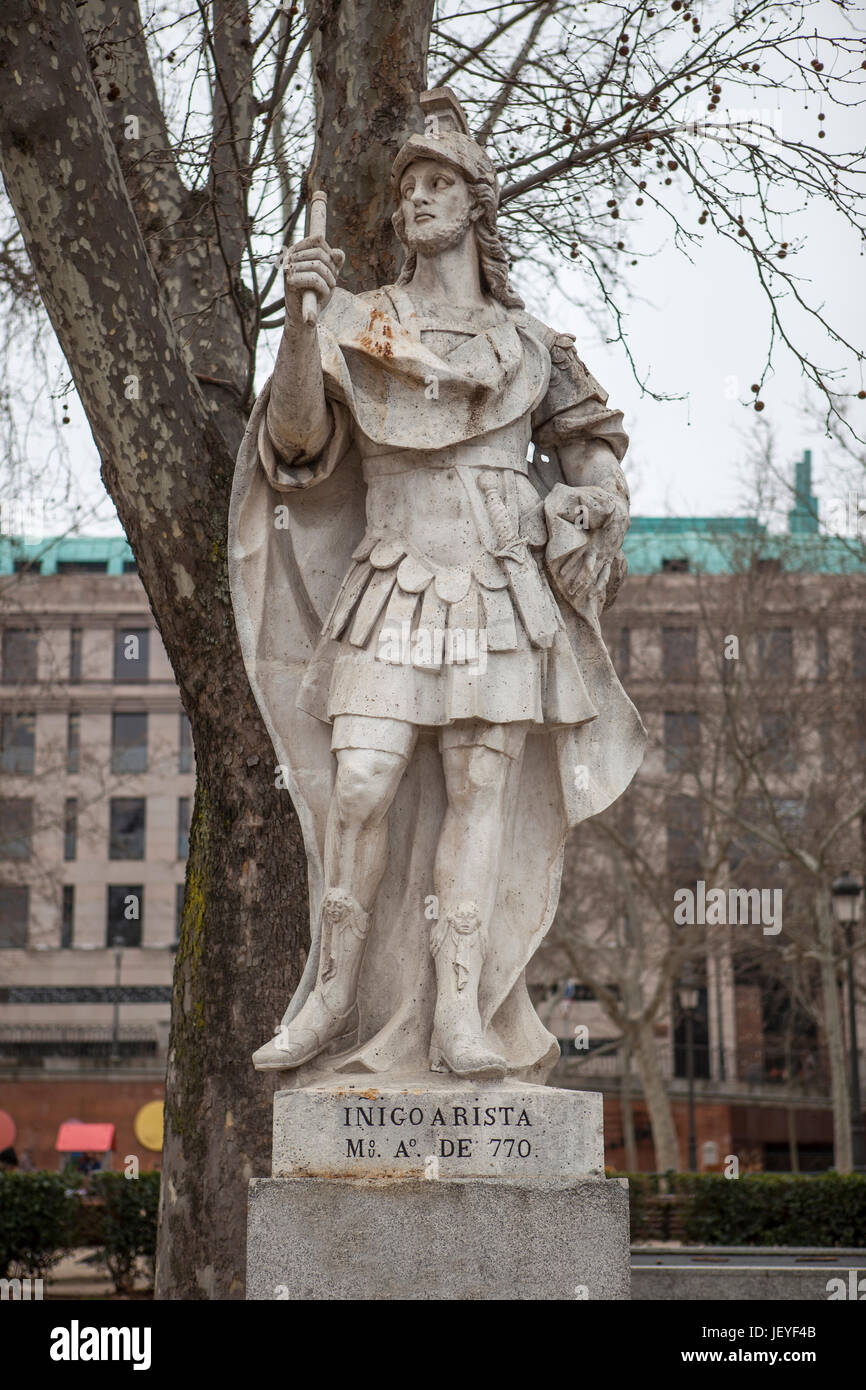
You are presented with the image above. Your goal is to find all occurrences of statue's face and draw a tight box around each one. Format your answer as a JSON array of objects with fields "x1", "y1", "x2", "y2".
[{"x1": 398, "y1": 158, "x2": 476, "y2": 254}]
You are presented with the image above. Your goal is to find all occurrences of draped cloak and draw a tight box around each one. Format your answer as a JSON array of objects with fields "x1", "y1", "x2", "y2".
[{"x1": 228, "y1": 285, "x2": 646, "y2": 1083}]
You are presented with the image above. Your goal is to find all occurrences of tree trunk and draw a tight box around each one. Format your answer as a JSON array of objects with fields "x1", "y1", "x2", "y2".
[
  {"x1": 307, "y1": 0, "x2": 433, "y2": 290},
  {"x1": 787, "y1": 1106, "x2": 800, "y2": 1173},
  {"x1": 0, "y1": 0, "x2": 308, "y2": 1298},
  {"x1": 0, "y1": 0, "x2": 435, "y2": 1296},
  {"x1": 816, "y1": 890, "x2": 852, "y2": 1172},
  {"x1": 620, "y1": 1041, "x2": 638, "y2": 1172},
  {"x1": 633, "y1": 1020, "x2": 681, "y2": 1171}
]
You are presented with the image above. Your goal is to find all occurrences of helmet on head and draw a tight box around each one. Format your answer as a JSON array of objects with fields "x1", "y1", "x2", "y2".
[{"x1": 391, "y1": 89, "x2": 499, "y2": 203}]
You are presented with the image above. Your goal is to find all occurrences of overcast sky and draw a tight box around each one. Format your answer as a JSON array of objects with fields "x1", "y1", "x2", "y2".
[
  {"x1": 545, "y1": 164, "x2": 864, "y2": 524},
  {"x1": 6, "y1": 0, "x2": 864, "y2": 541}
]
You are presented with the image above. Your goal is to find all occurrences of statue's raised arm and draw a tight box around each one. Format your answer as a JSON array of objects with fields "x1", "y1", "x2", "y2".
[{"x1": 228, "y1": 86, "x2": 646, "y2": 1086}]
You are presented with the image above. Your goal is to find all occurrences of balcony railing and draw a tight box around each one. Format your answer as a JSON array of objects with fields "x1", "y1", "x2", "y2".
[
  {"x1": 0, "y1": 1023, "x2": 160, "y2": 1060},
  {"x1": 556, "y1": 1039, "x2": 850, "y2": 1095}
]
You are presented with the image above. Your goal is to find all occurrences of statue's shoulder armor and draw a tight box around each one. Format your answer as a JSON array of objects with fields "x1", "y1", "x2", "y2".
[
  {"x1": 509, "y1": 307, "x2": 556, "y2": 349},
  {"x1": 508, "y1": 308, "x2": 593, "y2": 385},
  {"x1": 321, "y1": 285, "x2": 395, "y2": 336}
]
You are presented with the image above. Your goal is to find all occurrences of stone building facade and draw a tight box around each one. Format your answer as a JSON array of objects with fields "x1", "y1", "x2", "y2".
[
  {"x1": 1, "y1": 454, "x2": 863, "y2": 1171},
  {"x1": 0, "y1": 537, "x2": 191, "y2": 1169},
  {"x1": 537, "y1": 456, "x2": 866, "y2": 1171}
]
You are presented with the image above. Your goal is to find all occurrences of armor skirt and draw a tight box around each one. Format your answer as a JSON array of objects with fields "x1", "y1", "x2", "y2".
[{"x1": 312, "y1": 530, "x2": 598, "y2": 729}]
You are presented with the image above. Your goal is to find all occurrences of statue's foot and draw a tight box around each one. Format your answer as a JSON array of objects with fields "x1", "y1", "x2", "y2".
[
  {"x1": 252, "y1": 997, "x2": 358, "y2": 1071},
  {"x1": 429, "y1": 1028, "x2": 507, "y2": 1081}
]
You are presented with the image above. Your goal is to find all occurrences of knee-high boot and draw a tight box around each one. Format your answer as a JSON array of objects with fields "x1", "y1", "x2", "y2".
[
  {"x1": 252, "y1": 889, "x2": 370, "y2": 1071},
  {"x1": 429, "y1": 901, "x2": 507, "y2": 1079}
]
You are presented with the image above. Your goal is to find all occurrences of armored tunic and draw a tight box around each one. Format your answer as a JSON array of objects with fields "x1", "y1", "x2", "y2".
[
  {"x1": 228, "y1": 274, "x2": 646, "y2": 1079},
  {"x1": 258, "y1": 284, "x2": 628, "y2": 733}
]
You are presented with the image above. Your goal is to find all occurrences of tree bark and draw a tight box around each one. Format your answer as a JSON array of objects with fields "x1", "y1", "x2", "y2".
[
  {"x1": 633, "y1": 1020, "x2": 681, "y2": 1171},
  {"x1": 0, "y1": 0, "x2": 434, "y2": 1296},
  {"x1": 0, "y1": 0, "x2": 305, "y2": 1298},
  {"x1": 306, "y1": 0, "x2": 433, "y2": 290},
  {"x1": 620, "y1": 1041, "x2": 639, "y2": 1172},
  {"x1": 815, "y1": 889, "x2": 852, "y2": 1172}
]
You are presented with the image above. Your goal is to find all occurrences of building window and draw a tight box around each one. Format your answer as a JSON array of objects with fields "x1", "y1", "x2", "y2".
[
  {"x1": 177, "y1": 797, "x2": 190, "y2": 859},
  {"x1": 664, "y1": 711, "x2": 700, "y2": 772},
  {"x1": 662, "y1": 627, "x2": 697, "y2": 682},
  {"x1": 111, "y1": 712, "x2": 148, "y2": 774},
  {"x1": 57, "y1": 560, "x2": 108, "y2": 574},
  {"x1": 109, "y1": 798, "x2": 146, "y2": 860},
  {"x1": 666, "y1": 792, "x2": 702, "y2": 883},
  {"x1": 61, "y1": 885, "x2": 74, "y2": 948},
  {"x1": 107, "y1": 885, "x2": 143, "y2": 947},
  {"x1": 113, "y1": 629, "x2": 149, "y2": 683},
  {"x1": 661, "y1": 557, "x2": 689, "y2": 573},
  {"x1": 0, "y1": 712, "x2": 35, "y2": 774},
  {"x1": 179, "y1": 713, "x2": 193, "y2": 774},
  {"x1": 0, "y1": 799, "x2": 33, "y2": 860},
  {"x1": 122, "y1": 559, "x2": 138, "y2": 575},
  {"x1": 754, "y1": 556, "x2": 782, "y2": 576},
  {"x1": 728, "y1": 796, "x2": 769, "y2": 875},
  {"x1": 820, "y1": 722, "x2": 833, "y2": 774},
  {"x1": 0, "y1": 885, "x2": 29, "y2": 947},
  {"x1": 616, "y1": 627, "x2": 631, "y2": 679},
  {"x1": 2, "y1": 628, "x2": 38, "y2": 683},
  {"x1": 69, "y1": 628, "x2": 82, "y2": 683},
  {"x1": 757, "y1": 627, "x2": 793, "y2": 680},
  {"x1": 729, "y1": 797, "x2": 800, "y2": 877},
  {"x1": 67, "y1": 711, "x2": 80, "y2": 775},
  {"x1": 618, "y1": 793, "x2": 636, "y2": 847},
  {"x1": 64, "y1": 797, "x2": 78, "y2": 861},
  {"x1": 759, "y1": 712, "x2": 796, "y2": 774}
]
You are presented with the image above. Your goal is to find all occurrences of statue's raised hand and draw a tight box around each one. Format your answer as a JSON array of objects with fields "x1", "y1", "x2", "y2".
[{"x1": 284, "y1": 235, "x2": 345, "y2": 324}]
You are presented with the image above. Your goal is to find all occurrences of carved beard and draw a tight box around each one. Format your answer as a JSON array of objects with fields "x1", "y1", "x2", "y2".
[{"x1": 404, "y1": 202, "x2": 476, "y2": 256}]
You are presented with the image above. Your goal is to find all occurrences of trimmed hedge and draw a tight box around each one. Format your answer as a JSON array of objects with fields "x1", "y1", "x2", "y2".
[
  {"x1": 4, "y1": 1168, "x2": 864, "y2": 1281},
  {"x1": 0, "y1": 1171, "x2": 76, "y2": 1279},
  {"x1": 622, "y1": 1171, "x2": 866, "y2": 1246},
  {"x1": 0, "y1": 1168, "x2": 161, "y2": 1291},
  {"x1": 88, "y1": 1170, "x2": 160, "y2": 1293}
]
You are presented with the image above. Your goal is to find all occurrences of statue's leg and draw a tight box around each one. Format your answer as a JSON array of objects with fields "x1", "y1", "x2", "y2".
[
  {"x1": 429, "y1": 723, "x2": 527, "y2": 1079},
  {"x1": 323, "y1": 746, "x2": 407, "y2": 911},
  {"x1": 254, "y1": 717, "x2": 414, "y2": 1070}
]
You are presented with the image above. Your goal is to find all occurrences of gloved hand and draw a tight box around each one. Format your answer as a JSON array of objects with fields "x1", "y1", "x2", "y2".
[{"x1": 543, "y1": 482, "x2": 628, "y2": 609}]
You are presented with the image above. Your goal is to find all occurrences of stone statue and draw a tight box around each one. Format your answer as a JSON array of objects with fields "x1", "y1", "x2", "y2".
[{"x1": 229, "y1": 88, "x2": 645, "y2": 1087}]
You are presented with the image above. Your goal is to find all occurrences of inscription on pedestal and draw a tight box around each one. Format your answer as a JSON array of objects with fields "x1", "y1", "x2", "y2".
[{"x1": 272, "y1": 1084, "x2": 604, "y2": 1180}]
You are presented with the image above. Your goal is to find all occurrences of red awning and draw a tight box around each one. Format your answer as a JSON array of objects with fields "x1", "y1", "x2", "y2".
[{"x1": 55, "y1": 1122, "x2": 115, "y2": 1153}]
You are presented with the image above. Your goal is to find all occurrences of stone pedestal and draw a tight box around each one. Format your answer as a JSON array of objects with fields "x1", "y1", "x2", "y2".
[{"x1": 247, "y1": 1080, "x2": 630, "y2": 1300}]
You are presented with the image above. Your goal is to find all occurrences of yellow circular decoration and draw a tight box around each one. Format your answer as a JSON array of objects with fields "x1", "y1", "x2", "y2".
[{"x1": 134, "y1": 1100, "x2": 164, "y2": 1152}]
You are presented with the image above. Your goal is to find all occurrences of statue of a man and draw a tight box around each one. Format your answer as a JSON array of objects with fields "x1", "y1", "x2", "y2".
[{"x1": 229, "y1": 89, "x2": 645, "y2": 1084}]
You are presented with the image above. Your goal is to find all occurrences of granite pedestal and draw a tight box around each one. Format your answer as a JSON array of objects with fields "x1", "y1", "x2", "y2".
[{"x1": 247, "y1": 1080, "x2": 630, "y2": 1300}]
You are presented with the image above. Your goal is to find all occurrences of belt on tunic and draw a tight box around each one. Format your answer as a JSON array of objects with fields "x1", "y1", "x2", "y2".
[{"x1": 362, "y1": 441, "x2": 529, "y2": 478}]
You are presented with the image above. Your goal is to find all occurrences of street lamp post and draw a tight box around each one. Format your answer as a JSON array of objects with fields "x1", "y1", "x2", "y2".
[
  {"x1": 679, "y1": 962, "x2": 700, "y2": 1172},
  {"x1": 110, "y1": 937, "x2": 123, "y2": 1062},
  {"x1": 831, "y1": 871, "x2": 865, "y2": 1174}
]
